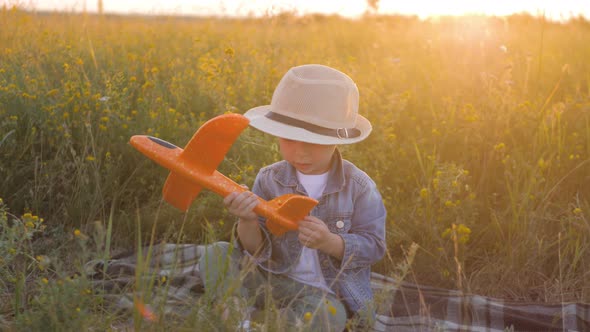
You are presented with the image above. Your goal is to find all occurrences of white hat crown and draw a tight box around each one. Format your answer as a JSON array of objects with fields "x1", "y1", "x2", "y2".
[{"x1": 270, "y1": 64, "x2": 359, "y2": 129}]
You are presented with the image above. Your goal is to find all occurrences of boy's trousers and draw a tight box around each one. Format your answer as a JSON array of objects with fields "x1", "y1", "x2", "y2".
[{"x1": 198, "y1": 241, "x2": 348, "y2": 331}]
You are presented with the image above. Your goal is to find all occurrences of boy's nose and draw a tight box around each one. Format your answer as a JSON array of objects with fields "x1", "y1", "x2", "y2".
[{"x1": 293, "y1": 141, "x2": 311, "y2": 155}]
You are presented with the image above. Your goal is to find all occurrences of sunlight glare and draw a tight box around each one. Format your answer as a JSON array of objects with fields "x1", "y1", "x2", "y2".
[{"x1": 16, "y1": 0, "x2": 590, "y2": 20}]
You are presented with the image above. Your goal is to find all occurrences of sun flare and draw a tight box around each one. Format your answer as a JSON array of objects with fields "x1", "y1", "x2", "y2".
[{"x1": 20, "y1": 0, "x2": 590, "y2": 20}]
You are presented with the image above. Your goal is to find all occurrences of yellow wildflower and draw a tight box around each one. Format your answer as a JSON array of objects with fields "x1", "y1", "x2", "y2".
[
  {"x1": 538, "y1": 158, "x2": 549, "y2": 170},
  {"x1": 37, "y1": 255, "x2": 50, "y2": 270},
  {"x1": 86, "y1": 155, "x2": 95, "y2": 161},
  {"x1": 448, "y1": 223, "x2": 472, "y2": 244},
  {"x1": 420, "y1": 188, "x2": 429, "y2": 199},
  {"x1": 502, "y1": 155, "x2": 511, "y2": 164},
  {"x1": 303, "y1": 312, "x2": 312, "y2": 322},
  {"x1": 45, "y1": 89, "x2": 59, "y2": 97},
  {"x1": 493, "y1": 143, "x2": 505, "y2": 151},
  {"x1": 327, "y1": 303, "x2": 337, "y2": 316},
  {"x1": 224, "y1": 47, "x2": 235, "y2": 57},
  {"x1": 457, "y1": 224, "x2": 471, "y2": 236},
  {"x1": 573, "y1": 208, "x2": 582, "y2": 215}
]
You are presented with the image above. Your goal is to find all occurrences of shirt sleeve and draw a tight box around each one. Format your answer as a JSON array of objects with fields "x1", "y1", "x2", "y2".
[{"x1": 334, "y1": 178, "x2": 387, "y2": 270}]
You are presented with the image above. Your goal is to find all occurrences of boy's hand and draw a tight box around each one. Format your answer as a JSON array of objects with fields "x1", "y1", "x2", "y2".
[
  {"x1": 223, "y1": 189, "x2": 259, "y2": 222},
  {"x1": 298, "y1": 216, "x2": 344, "y2": 259}
]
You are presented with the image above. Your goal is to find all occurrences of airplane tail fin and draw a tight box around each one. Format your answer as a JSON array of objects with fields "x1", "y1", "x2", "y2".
[
  {"x1": 265, "y1": 194, "x2": 317, "y2": 236},
  {"x1": 162, "y1": 172, "x2": 203, "y2": 211}
]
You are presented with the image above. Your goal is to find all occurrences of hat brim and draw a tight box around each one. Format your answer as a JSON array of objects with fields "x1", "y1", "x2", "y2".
[{"x1": 244, "y1": 106, "x2": 372, "y2": 145}]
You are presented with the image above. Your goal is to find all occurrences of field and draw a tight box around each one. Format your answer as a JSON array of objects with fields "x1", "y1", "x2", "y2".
[{"x1": 1, "y1": 5, "x2": 589, "y2": 330}]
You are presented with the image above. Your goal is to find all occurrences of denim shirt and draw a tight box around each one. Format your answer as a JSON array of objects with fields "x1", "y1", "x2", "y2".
[{"x1": 236, "y1": 149, "x2": 387, "y2": 315}]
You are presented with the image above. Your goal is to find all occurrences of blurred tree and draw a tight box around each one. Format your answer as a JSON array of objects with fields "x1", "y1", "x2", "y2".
[{"x1": 366, "y1": 0, "x2": 379, "y2": 14}]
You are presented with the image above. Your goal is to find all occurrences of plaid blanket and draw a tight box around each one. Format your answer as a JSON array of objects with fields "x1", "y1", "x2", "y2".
[
  {"x1": 86, "y1": 243, "x2": 590, "y2": 331},
  {"x1": 370, "y1": 273, "x2": 590, "y2": 332}
]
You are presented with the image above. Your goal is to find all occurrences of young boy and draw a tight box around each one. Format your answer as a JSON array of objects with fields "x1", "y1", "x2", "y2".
[{"x1": 199, "y1": 64, "x2": 386, "y2": 331}]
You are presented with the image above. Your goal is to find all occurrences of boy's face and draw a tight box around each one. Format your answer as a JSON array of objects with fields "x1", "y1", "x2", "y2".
[{"x1": 278, "y1": 138, "x2": 336, "y2": 175}]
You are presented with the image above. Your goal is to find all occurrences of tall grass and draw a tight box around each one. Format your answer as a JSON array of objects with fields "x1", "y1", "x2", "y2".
[{"x1": 1, "y1": 5, "x2": 589, "y2": 329}]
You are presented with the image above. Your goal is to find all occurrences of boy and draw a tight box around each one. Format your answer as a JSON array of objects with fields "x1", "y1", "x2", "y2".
[{"x1": 199, "y1": 64, "x2": 386, "y2": 331}]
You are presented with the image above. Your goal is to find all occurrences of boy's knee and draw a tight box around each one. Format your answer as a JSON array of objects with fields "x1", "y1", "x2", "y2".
[
  {"x1": 207, "y1": 241, "x2": 231, "y2": 254},
  {"x1": 199, "y1": 241, "x2": 230, "y2": 266},
  {"x1": 199, "y1": 241, "x2": 232, "y2": 286}
]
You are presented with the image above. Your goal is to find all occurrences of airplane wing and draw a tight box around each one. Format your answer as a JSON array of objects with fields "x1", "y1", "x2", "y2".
[{"x1": 162, "y1": 114, "x2": 250, "y2": 210}]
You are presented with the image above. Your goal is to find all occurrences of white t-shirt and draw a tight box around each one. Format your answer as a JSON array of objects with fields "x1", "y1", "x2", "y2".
[{"x1": 285, "y1": 171, "x2": 333, "y2": 293}]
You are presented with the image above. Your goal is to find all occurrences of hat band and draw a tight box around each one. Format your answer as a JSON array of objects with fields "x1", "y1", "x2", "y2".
[{"x1": 265, "y1": 112, "x2": 361, "y2": 139}]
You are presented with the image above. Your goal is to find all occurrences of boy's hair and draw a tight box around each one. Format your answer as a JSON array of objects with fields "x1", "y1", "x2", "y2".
[{"x1": 244, "y1": 64, "x2": 372, "y2": 145}]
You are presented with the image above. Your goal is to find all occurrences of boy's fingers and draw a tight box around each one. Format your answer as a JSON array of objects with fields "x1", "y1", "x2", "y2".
[
  {"x1": 224, "y1": 191, "x2": 259, "y2": 219},
  {"x1": 234, "y1": 192, "x2": 257, "y2": 211},
  {"x1": 223, "y1": 192, "x2": 237, "y2": 206},
  {"x1": 224, "y1": 191, "x2": 250, "y2": 208},
  {"x1": 246, "y1": 198, "x2": 259, "y2": 212},
  {"x1": 303, "y1": 215, "x2": 321, "y2": 223},
  {"x1": 300, "y1": 217, "x2": 317, "y2": 228},
  {"x1": 232, "y1": 192, "x2": 249, "y2": 208}
]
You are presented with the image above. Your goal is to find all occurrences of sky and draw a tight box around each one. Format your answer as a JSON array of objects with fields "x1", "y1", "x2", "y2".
[{"x1": 7, "y1": 0, "x2": 590, "y2": 21}]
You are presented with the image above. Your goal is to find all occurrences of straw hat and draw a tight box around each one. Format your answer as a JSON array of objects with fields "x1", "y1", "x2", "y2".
[{"x1": 244, "y1": 64, "x2": 372, "y2": 145}]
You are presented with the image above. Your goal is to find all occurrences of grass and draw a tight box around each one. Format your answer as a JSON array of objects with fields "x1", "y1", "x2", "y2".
[{"x1": 1, "y1": 5, "x2": 589, "y2": 330}]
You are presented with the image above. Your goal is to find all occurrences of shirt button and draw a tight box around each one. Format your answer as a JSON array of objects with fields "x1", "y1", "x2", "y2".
[{"x1": 336, "y1": 220, "x2": 344, "y2": 229}]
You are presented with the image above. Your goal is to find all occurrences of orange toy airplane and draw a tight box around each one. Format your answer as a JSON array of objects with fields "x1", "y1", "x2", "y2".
[{"x1": 129, "y1": 113, "x2": 317, "y2": 236}]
